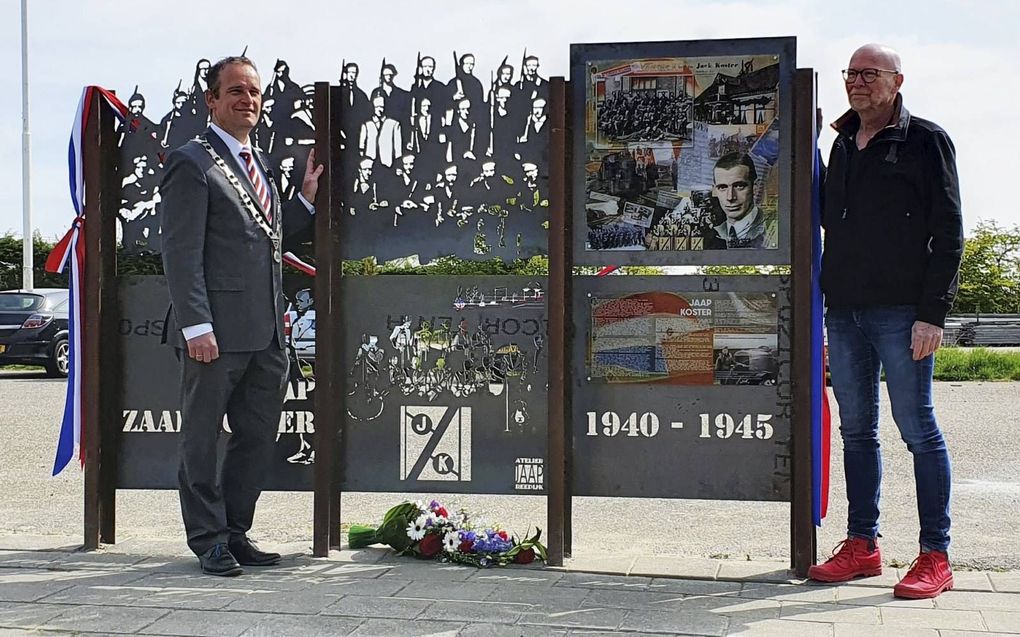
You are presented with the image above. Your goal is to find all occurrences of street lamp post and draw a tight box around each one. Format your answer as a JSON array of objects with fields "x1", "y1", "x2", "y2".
[{"x1": 21, "y1": 0, "x2": 33, "y2": 291}]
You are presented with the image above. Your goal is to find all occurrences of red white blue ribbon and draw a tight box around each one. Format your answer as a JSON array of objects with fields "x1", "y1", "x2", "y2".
[{"x1": 46, "y1": 86, "x2": 130, "y2": 476}]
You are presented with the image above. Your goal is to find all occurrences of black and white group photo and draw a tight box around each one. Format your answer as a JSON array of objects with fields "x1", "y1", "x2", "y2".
[
  {"x1": 337, "y1": 51, "x2": 551, "y2": 262},
  {"x1": 116, "y1": 58, "x2": 316, "y2": 254},
  {"x1": 595, "y1": 77, "x2": 694, "y2": 147}
]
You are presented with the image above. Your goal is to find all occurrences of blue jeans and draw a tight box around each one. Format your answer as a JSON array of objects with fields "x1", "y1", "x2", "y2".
[{"x1": 825, "y1": 306, "x2": 952, "y2": 552}]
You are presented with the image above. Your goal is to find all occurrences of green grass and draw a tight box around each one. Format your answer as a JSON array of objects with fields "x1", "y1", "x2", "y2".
[{"x1": 934, "y1": 347, "x2": 1020, "y2": 381}]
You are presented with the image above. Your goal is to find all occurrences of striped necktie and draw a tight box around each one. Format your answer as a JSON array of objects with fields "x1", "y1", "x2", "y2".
[{"x1": 239, "y1": 147, "x2": 272, "y2": 222}]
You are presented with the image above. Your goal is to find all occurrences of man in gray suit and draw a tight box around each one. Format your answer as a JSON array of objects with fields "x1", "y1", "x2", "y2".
[{"x1": 160, "y1": 56, "x2": 323, "y2": 576}]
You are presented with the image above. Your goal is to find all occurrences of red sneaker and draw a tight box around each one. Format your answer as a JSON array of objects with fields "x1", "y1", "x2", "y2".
[
  {"x1": 807, "y1": 537, "x2": 883, "y2": 583},
  {"x1": 893, "y1": 551, "x2": 954, "y2": 599}
]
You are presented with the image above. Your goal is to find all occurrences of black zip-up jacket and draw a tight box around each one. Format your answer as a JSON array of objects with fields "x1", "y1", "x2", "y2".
[{"x1": 821, "y1": 96, "x2": 963, "y2": 328}]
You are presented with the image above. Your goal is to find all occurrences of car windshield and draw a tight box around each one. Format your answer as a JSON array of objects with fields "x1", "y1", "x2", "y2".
[{"x1": 0, "y1": 294, "x2": 44, "y2": 311}]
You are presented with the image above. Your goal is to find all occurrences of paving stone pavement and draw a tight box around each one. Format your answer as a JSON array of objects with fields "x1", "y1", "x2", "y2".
[{"x1": 0, "y1": 536, "x2": 1017, "y2": 636}]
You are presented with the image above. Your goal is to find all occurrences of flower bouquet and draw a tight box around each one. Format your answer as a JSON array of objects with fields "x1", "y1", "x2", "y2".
[{"x1": 347, "y1": 499, "x2": 547, "y2": 568}]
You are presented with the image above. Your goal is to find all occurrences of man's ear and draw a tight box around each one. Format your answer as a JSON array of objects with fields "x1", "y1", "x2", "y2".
[{"x1": 205, "y1": 89, "x2": 216, "y2": 110}]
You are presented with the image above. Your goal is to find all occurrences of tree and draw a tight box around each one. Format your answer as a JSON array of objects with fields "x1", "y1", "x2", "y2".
[
  {"x1": 954, "y1": 221, "x2": 1020, "y2": 314},
  {"x1": 0, "y1": 233, "x2": 68, "y2": 290}
]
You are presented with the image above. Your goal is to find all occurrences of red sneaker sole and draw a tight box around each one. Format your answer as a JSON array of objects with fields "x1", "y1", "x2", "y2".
[
  {"x1": 807, "y1": 567, "x2": 883, "y2": 583},
  {"x1": 893, "y1": 579, "x2": 954, "y2": 599}
]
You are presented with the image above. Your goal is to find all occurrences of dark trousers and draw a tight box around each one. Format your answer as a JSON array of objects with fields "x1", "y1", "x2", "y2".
[{"x1": 177, "y1": 342, "x2": 289, "y2": 556}]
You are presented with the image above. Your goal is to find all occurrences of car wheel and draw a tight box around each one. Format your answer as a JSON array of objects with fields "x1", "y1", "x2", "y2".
[{"x1": 46, "y1": 337, "x2": 69, "y2": 378}]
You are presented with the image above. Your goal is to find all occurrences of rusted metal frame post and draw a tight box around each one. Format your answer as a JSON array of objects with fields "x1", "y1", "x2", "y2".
[
  {"x1": 312, "y1": 82, "x2": 338, "y2": 557},
  {"x1": 97, "y1": 98, "x2": 120, "y2": 544},
  {"x1": 83, "y1": 88, "x2": 108, "y2": 546},
  {"x1": 547, "y1": 76, "x2": 573, "y2": 566},
  {"x1": 790, "y1": 68, "x2": 818, "y2": 577}
]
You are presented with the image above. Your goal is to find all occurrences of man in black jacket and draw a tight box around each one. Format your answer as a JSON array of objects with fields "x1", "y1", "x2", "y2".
[{"x1": 808, "y1": 44, "x2": 963, "y2": 600}]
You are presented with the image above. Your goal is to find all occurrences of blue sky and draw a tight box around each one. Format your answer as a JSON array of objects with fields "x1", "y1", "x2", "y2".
[{"x1": 0, "y1": 0, "x2": 1015, "y2": 239}]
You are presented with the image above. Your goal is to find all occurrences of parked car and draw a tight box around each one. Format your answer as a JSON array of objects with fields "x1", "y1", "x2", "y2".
[
  {"x1": 0, "y1": 288, "x2": 71, "y2": 377},
  {"x1": 284, "y1": 288, "x2": 315, "y2": 364}
]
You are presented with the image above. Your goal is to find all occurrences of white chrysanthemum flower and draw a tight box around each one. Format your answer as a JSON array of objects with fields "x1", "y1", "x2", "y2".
[
  {"x1": 443, "y1": 531, "x2": 460, "y2": 553},
  {"x1": 406, "y1": 514, "x2": 428, "y2": 541}
]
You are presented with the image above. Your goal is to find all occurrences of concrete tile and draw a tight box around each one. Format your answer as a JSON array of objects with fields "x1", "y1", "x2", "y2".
[
  {"x1": 717, "y1": 561, "x2": 797, "y2": 583},
  {"x1": 321, "y1": 594, "x2": 431, "y2": 619},
  {"x1": 377, "y1": 561, "x2": 477, "y2": 582},
  {"x1": 289, "y1": 561, "x2": 393, "y2": 579},
  {"x1": 738, "y1": 582, "x2": 837, "y2": 604},
  {"x1": 140, "y1": 609, "x2": 263, "y2": 637},
  {"x1": 397, "y1": 580, "x2": 498, "y2": 601},
  {"x1": 132, "y1": 556, "x2": 205, "y2": 575},
  {"x1": 0, "y1": 535, "x2": 80, "y2": 552},
  {"x1": 41, "y1": 604, "x2": 170, "y2": 633},
  {"x1": 621, "y1": 608, "x2": 729, "y2": 636},
  {"x1": 581, "y1": 588, "x2": 692, "y2": 611},
  {"x1": 779, "y1": 602, "x2": 881, "y2": 624},
  {"x1": 564, "y1": 632, "x2": 661, "y2": 637},
  {"x1": 554, "y1": 572, "x2": 653, "y2": 591},
  {"x1": 564, "y1": 555, "x2": 635, "y2": 576},
  {"x1": 42, "y1": 579, "x2": 241, "y2": 611},
  {"x1": 459, "y1": 624, "x2": 567, "y2": 637},
  {"x1": 833, "y1": 625, "x2": 937, "y2": 637},
  {"x1": 835, "y1": 585, "x2": 935, "y2": 608},
  {"x1": 418, "y1": 600, "x2": 523, "y2": 624},
  {"x1": 301, "y1": 575, "x2": 410, "y2": 597},
  {"x1": 470, "y1": 569, "x2": 565, "y2": 588},
  {"x1": 0, "y1": 601, "x2": 72, "y2": 629},
  {"x1": 348, "y1": 618, "x2": 462, "y2": 637},
  {"x1": 879, "y1": 606, "x2": 986, "y2": 630},
  {"x1": 939, "y1": 631, "x2": 1020, "y2": 637},
  {"x1": 100, "y1": 537, "x2": 190, "y2": 557},
  {"x1": 483, "y1": 582, "x2": 589, "y2": 612},
  {"x1": 0, "y1": 568, "x2": 149, "y2": 603},
  {"x1": 658, "y1": 595, "x2": 781, "y2": 620},
  {"x1": 991, "y1": 573, "x2": 1020, "y2": 594},
  {"x1": 325, "y1": 547, "x2": 390, "y2": 564},
  {"x1": 630, "y1": 556, "x2": 719, "y2": 579},
  {"x1": 223, "y1": 589, "x2": 342, "y2": 614},
  {"x1": 984, "y1": 611, "x2": 1020, "y2": 633},
  {"x1": 239, "y1": 614, "x2": 365, "y2": 637},
  {"x1": 726, "y1": 619, "x2": 834, "y2": 637},
  {"x1": 210, "y1": 573, "x2": 314, "y2": 592},
  {"x1": 935, "y1": 590, "x2": 1020, "y2": 611},
  {"x1": 646, "y1": 578, "x2": 742, "y2": 597},
  {"x1": 518, "y1": 607, "x2": 628, "y2": 630},
  {"x1": 0, "y1": 552, "x2": 62, "y2": 569},
  {"x1": 949, "y1": 570, "x2": 995, "y2": 592}
]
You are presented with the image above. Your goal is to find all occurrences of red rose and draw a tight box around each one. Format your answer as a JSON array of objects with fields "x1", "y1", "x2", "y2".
[
  {"x1": 458, "y1": 540, "x2": 475, "y2": 553},
  {"x1": 514, "y1": 547, "x2": 536, "y2": 564},
  {"x1": 418, "y1": 533, "x2": 443, "y2": 558},
  {"x1": 436, "y1": 507, "x2": 449, "y2": 518},
  {"x1": 497, "y1": 530, "x2": 509, "y2": 540}
]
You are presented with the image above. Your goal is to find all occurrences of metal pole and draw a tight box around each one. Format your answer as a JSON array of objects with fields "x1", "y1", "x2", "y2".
[{"x1": 21, "y1": 0, "x2": 33, "y2": 291}]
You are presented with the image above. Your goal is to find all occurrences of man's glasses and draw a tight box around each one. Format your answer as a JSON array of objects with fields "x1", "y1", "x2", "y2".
[{"x1": 842, "y1": 68, "x2": 900, "y2": 84}]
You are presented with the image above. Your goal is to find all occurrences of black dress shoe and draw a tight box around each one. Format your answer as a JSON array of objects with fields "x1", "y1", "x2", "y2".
[
  {"x1": 199, "y1": 543, "x2": 243, "y2": 577},
  {"x1": 229, "y1": 537, "x2": 281, "y2": 566}
]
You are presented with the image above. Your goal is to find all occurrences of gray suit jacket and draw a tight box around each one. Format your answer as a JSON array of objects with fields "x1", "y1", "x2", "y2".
[{"x1": 160, "y1": 128, "x2": 312, "y2": 352}]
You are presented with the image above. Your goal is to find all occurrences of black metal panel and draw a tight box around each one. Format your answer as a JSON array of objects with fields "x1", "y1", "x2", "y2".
[
  {"x1": 335, "y1": 53, "x2": 550, "y2": 262},
  {"x1": 341, "y1": 275, "x2": 548, "y2": 494},
  {"x1": 570, "y1": 38, "x2": 795, "y2": 266},
  {"x1": 115, "y1": 275, "x2": 315, "y2": 491},
  {"x1": 572, "y1": 275, "x2": 792, "y2": 501},
  {"x1": 117, "y1": 58, "x2": 317, "y2": 254}
]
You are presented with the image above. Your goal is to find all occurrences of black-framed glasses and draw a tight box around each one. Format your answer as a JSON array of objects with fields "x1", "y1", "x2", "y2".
[{"x1": 842, "y1": 68, "x2": 900, "y2": 83}]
